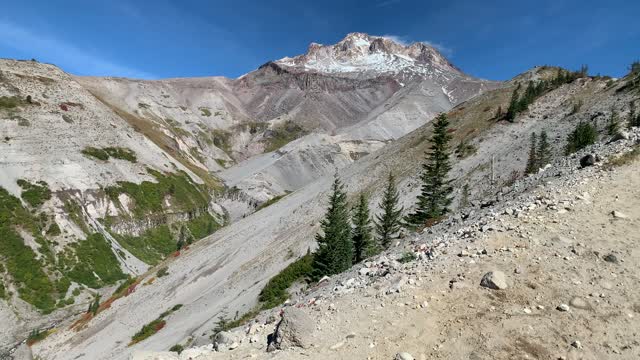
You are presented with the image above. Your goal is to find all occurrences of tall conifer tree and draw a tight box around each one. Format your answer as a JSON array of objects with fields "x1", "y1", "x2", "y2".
[
  {"x1": 525, "y1": 132, "x2": 538, "y2": 174},
  {"x1": 406, "y1": 113, "x2": 453, "y2": 227},
  {"x1": 536, "y1": 131, "x2": 552, "y2": 168},
  {"x1": 352, "y1": 193, "x2": 373, "y2": 263},
  {"x1": 311, "y1": 175, "x2": 353, "y2": 279},
  {"x1": 375, "y1": 172, "x2": 404, "y2": 249}
]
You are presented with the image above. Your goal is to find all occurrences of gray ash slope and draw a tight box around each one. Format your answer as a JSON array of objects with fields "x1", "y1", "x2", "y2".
[{"x1": 29, "y1": 65, "x2": 640, "y2": 360}]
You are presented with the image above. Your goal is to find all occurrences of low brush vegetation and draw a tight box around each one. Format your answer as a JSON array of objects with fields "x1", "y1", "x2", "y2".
[
  {"x1": 111, "y1": 225, "x2": 175, "y2": 265},
  {"x1": 26, "y1": 329, "x2": 50, "y2": 346},
  {"x1": 0, "y1": 96, "x2": 24, "y2": 110},
  {"x1": 0, "y1": 187, "x2": 58, "y2": 312},
  {"x1": 65, "y1": 233, "x2": 127, "y2": 288},
  {"x1": 81, "y1": 146, "x2": 137, "y2": 162},
  {"x1": 199, "y1": 107, "x2": 212, "y2": 117},
  {"x1": 17, "y1": 179, "x2": 51, "y2": 208},
  {"x1": 105, "y1": 169, "x2": 210, "y2": 218},
  {"x1": 263, "y1": 120, "x2": 307, "y2": 152},
  {"x1": 258, "y1": 253, "x2": 313, "y2": 309},
  {"x1": 129, "y1": 304, "x2": 182, "y2": 345},
  {"x1": 255, "y1": 192, "x2": 291, "y2": 212}
]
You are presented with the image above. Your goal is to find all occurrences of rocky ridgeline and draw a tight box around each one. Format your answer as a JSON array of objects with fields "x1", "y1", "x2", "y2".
[{"x1": 134, "y1": 128, "x2": 640, "y2": 359}]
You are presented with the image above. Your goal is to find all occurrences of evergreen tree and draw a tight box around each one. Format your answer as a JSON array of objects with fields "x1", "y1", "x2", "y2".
[
  {"x1": 536, "y1": 131, "x2": 552, "y2": 168},
  {"x1": 525, "y1": 132, "x2": 538, "y2": 174},
  {"x1": 406, "y1": 114, "x2": 453, "y2": 227},
  {"x1": 505, "y1": 85, "x2": 521, "y2": 122},
  {"x1": 629, "y1": 101, "x2": 640, "y2": 128},
  {"x1": 375, "y1": 172, "x2": 404, "y2": 249},
  {"x1": 565, "y1": 122, "x2": 598, "y2": 155},
  {"x1": 87, "y1": 294, "x2": 101, "y2": 315},
  {"x1": 311, "y1": 175, "x2": 353, "y2": 279},
  {"x1": 607, "y1": 108, "x2": 620, "y2": 136},
  {"x1": 352, "y1": 193, "x2": 374, "y2": 263}
]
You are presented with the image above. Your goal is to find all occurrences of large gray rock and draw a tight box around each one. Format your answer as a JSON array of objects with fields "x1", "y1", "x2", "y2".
[
  {"x1": 267, "y1": 307, "x2": 315, "y2": 352},
  {"x1": 480, "y1": 271, "x2": 508, "y2": 290}
]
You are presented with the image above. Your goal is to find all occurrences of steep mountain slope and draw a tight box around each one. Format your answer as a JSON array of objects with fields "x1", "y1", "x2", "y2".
[
  {"x1": 81, "y1": 33, "x2": 498, "y2": 211},
  {"x1": 0, "y1": 33, "x2": 496, "y2": 353},
  {"x1": 29, "y1": 66, "x2": 640, "y2": 360},
  {"x1": 0, "y1": 59, "x2": 225, "y2": 350}
]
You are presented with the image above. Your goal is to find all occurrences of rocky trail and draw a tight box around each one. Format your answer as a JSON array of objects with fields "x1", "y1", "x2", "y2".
[{"x1": 135, "y1": 131, "x2": 640, "y2": 360}]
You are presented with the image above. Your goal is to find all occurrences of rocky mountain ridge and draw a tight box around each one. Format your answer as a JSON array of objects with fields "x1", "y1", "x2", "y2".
[{"x1": 22, "y1": 65, "x2": 640, "y2": 360}]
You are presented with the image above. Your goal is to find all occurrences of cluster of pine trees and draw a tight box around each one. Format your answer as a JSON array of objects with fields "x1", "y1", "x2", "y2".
[
  {"x1": 311, "y1": 172, "x2": 404, "y2": 279},
  {"x1": 565, "y1": 122, "x2": 598, "y2": 155},
  {"x1": 504, "y1": 66, "x2": 588, "y2": 122},
  {"x1": 525, "y1": 131, "x2": 552, "y2": 174},
  {"x1": 311, "y1": 114, "x2": 454, "y2": 279}
]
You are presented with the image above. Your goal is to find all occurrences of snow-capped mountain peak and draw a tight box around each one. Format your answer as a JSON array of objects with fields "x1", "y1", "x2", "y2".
[{"x1": 275, "y1": 32, "x2": 459, "y2": 77}]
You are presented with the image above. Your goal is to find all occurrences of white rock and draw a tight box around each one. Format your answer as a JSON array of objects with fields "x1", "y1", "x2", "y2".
[
  {"x1": 480, "y1": 271, "x2": 508, "y2": 290},
  {"x1": 395, "y1": 352, "x2": 415, "y2": 360}
]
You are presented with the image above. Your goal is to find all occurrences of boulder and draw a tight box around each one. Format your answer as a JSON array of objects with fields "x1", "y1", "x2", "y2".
[
  {"x1": 580, "y1": 154, "x2": 596, "y2": 168},
  {"x1": 395, "y1": 352, "x2": 415, "y2": 360},
  {"x1": 480, "y1": 271, "x2": 508, "y2": 290},
  {"x1": 611, "y1": 211, "x2": 629, "y2": 219},
  {"x1": 267, "y1": 307, "x2": 315, "y2": 352},
  {"x1": 213, "y1": 331, "x2": 238, "y2": 352}
]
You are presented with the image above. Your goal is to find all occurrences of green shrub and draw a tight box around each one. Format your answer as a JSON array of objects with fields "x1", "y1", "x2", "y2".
[
  {"x1": 156, "y1": 267, "x2": 169, "y2": 277},
  {"x1": 397, "y1": 251, "x2": 416, "y2": 263},
  {"x1": 129, "y1": 305, "x2": 181, "y2": 345},
  {"x1": 104, "y1": 147, "x2": 137, "y2": 162},
  {"x1": 255, "y1": 192, "x2": 290, "y2": 212},
  {"x1": 111, "y1": 225, "x2": 175, "y2": 265},
  {"x1": 82, "y1": 147, "x2": 110, "y2": 161},
  {"x1": 186, "y1": 213, "x2": 220, "y2": 239},
  {"x1": 27, "y1": 329, "x2": 49, "y2": 345},
  {"x1": 130, "y1": 318, "x2": 166, "y2": 345},
  {"x1": 565, "y1": 122, "x2": 598, "y2": 155},
  {"x1": 66, "y1": 233, "x2": 127, "y2": 288},
  {"x1": 46, "y1": 222, "x2": 61, "y2": 236},
  {"x1": 169, "y1": 344, "x2": 184, "y2": 354},
  {"x1": 199, "y1": 107, "x2": 212, "y2": 117},
  {"x1": 112, "y1": 276, "x2": 137, "y2": 297},
  {"x1": 17, "y1": 179, "x2": 51, "y2": 208},
  {"x1": 82, "y1": 147, "x2": 137, "y2": 162},
  {"x1": 105, "y1": 169, "x2": 210, "y2": 218},
  {"x1": 0, "y1": 283, "x2": 6, "y2": 299},
  {"x1": 0, "y1": 96, "x2": 22, "y2": 109},
  {"x1": 258, "y1": 253, "x2": 313, "y2": 309},
  {"x1": 0, "y1": 187, "x2": 57, "y2": 312}
]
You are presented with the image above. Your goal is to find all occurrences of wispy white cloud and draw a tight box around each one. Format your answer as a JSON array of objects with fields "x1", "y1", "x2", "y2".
[
  {"x1": 0, "y1": 19, "x2": 154, "y2": 79},
  {"x1": 381, "y1": 34, "x2": 453, "y2": 56},
  {"x1": 381, "y1": 34, "x2": 410, "y2": 46},
  {"x1": 420, "y1": 40, "x2": 453, "y2": 56}
]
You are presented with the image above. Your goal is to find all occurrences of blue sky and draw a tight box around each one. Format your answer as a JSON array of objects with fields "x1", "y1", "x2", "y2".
[{"x1": 1, "y1": 0, "x2": 637, "y2": 80}]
